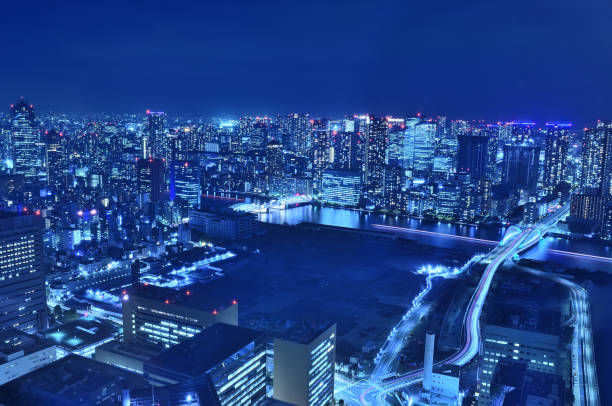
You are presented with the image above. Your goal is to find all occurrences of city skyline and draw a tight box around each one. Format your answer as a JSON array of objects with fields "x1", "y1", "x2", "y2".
[
  {"x1": 0, "y1": 2, "x2": 610, "y2": 405},
  {"x1": 2, "y1": 1, "x2": 612, "y2": 123}
]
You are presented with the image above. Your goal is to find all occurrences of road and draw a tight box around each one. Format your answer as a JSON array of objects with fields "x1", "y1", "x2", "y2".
[
  {"x1": 517, "y1": 266, "x2": 600, "y2": 406},
  {"x1": 335, "y1": 205, "x2": 574, "y2": 404}
]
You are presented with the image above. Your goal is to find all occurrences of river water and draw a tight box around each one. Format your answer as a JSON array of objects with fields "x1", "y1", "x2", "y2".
[{"x1": 257, "y1": 204, "x2": 612, "y2": 272}]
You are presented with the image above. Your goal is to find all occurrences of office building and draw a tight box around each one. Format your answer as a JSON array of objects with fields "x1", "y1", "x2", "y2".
[
  {"x1": 383, "y1": 165, "x2": 405, "y2": 211},
  {"x1": 143, "y1": 323, "x2": 267, "y2": 406},
  {"x1": 173, "y1": 161, "x2": 201, "y2": 208},
  {"x1": 478, "y1": 306, "x2": 560, "y2": 405},
  {"x1": 0, "y1": 329, "x2": 56, "y2": 385},
  {"x1": 411, "y1": 121, "x2": 436, "y2": 177},
  {"x1": 363, "y1": 116, "x2": 387, "y2": 200},
  {"x1": 311, "y1": 122, "x2": 330, "y2": 193},
  {"x1": 543, "y1": 123, "x2": 570, "y2": 193},
  {"x1": 45, "y1": 129, "x2": 64, "y2": 194},
  {"x1": 10, "y1": 98, "x2": 39, "y2": 182},
  {"x1": 137, "y1": 158, "x2": 165, "y2": 202},
  {"x1": 188, "y1": 208, "x2": 257, "y2": 240},
  {"x1": 436, "y1": 183, "x2": 460, "y2": 219},
  {"x1": 0, "y1": 354, "x2": 146, "y2": 406},
  {"x1": 501, "y1": 144, "x2": 540, "y2": 192},
  {"x1": 249, "y1": 121, "x2": 269, "y2": 151},
  {"x1": 602, "y1": 200, "x2": 612, "y2": 240},
  {"x1": 581, "y1": 121, "x2": 612, "y2": 197},
  {"x1": 146, "y1": 110, "x2": 167, "y2": 159},
  {"x1": 320, "y1": 170, "x2": 361, "y2": 207},
  {"x1": 506, "y1": 121, "x2": 535, "y2": 144},
  {"x1": 457, "y1": 134, "x2": 488, "y2": 180},
  {"x1": 0, "y1": 212, "x2": 47, "y2": 333},
  {"x1": 122, "y1": 282, "x2": 238, "y2": 348},
  {"x1": 331, "y1": 130, "x2": 360, "y2": 172},
  {"x1": 273, "y1": 322, "x2": 336, "y2": 406},
  {"x1": 568, "y1": 189, "x2": 606, "y2": 232},
  {"x1": 266, "y1": 142, "x2": 285, "y2": 178}
]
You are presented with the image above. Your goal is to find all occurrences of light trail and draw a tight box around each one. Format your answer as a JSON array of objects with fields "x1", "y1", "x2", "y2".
[
  {"x1": 371, "y1": 224, "x2": 499, "y2": 244},
  {"x1": 373, "y1": 206, "x2": 570, "y2": 393},
  {"x1": 547, "y1": 249, "x2": 612, "y2": 262},
  {"x1": 371, "y1": 258, "x2": 483, "y2": 382},
  {"x1": 336, "y1": 206, "x2": 579, "y2": 405},
  {"x1": 517, "y1": 266, "x2": 600, "y2": 406}
]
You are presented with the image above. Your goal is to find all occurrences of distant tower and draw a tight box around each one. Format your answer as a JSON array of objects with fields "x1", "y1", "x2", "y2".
[
  {"x1": 136, "y1": 158, "x2": 165, "y2": 202},
  {"x1": 543, "y1": 123, "x2": 570, "y2": 195},
  {"x1": 131, "y1": 259, "x2": 141, "y2": 288},
  {"x1": 10, "y1": 98, "x2": 39, "y2": 182},
  {"x1": 457, "y1": 134, "x2": 488, "y2": 180},
  {"x1": 422, "y1": 331, "x2": 435, "y2": 400},
  {"x1": 146, "y1": 110, "x2": 167, "y2": 159}
]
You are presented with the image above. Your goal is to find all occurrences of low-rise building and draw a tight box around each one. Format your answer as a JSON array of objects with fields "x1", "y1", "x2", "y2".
[{"x1": 0, "y1": 329, "x2": 56, "y2": 385}]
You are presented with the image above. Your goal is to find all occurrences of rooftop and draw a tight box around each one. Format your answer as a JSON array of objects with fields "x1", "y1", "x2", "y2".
[
  {"x1": 278, "y1": 320, "x2": 335, "y2": 345},
  {"x1": 0, "y1": 329, "x2": 55, "y2": 361},
  {"x1": 433, "y1": 364, "x2": 460, "y2": 378},
  {"x1": 146, "y1": 323, "x2": 262, "y2": 377},
  {"x1": 0, "y1": 354, "x2": 147, "y2": 406},
  {"x1": 42, "y1": 317, "x2": 119, "y2": 350},
  {"x1": 126, "y1": 280, "x2": 238, "y2": 312},
  {"x1": 485, "y1": 302, "x2": 561, "y2": 336}
]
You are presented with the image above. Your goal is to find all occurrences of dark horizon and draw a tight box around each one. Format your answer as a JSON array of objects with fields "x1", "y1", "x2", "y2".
[{"x1": 2, "y1": 0, "x2": 611, "y2": 124}]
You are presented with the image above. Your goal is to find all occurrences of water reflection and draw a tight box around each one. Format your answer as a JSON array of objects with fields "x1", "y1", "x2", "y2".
[{"x1": 257, "y1": 203, "x2": 612, "y2": 272}]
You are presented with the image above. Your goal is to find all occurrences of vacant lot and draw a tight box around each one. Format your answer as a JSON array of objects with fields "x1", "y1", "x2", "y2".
[{"x1": 214, "y1": 224, "x2": 471, "y2": 359}]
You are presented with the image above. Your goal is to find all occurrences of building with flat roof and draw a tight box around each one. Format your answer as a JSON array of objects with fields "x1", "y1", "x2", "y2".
[
  {"x1": 0, "y1": 354, "x2": 147, "y2": 406},
  {"x1": 273, "y1": 321, "x2": 336, "y2": 406},
  {"x1": 143, "y1": 323, "x2": 267, "y2": 406},
  {"x1": 320, "y1": 170, "x2": 361, "y2": 207},
  {"x1": 489, "y1": 359, "x2": 565, "y2": 406},
  {"x1": 0, "y1": 329, "x2": 56, "y2": 385},
  {"x1": 0, "y1": 212, "x2": 47, "y2": 333},
  {"x1": 122, "y1": 282, "x2": 238, "y2": 348},
  {"x1": 189, "y1": 208, "x2": 257, "y2": 241},
  {"x1": 42, "y1": 317, "x2": 120, "y2": 359},
  {"x1": 431, "y1": 364, "x2": 460, "y2": 405},
  {"x1": 478, "y1": 304, "x2": 560, "y2": 405},
  {"x1": 95, "y1": 339, "x2": 162, "y2": 375}
]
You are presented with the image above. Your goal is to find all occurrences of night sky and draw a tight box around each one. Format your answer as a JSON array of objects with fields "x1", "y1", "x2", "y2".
[{"x1": 2, "y1": 0, "x2": 611, "y2": 123}]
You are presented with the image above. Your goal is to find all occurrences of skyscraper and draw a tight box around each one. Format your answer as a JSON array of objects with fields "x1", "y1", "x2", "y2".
[
  {"x1": 363, "y1": 116, "x2": 387, "y2": 202},
  {"x1": 45, "y1": 129, "x2": 64, "y2": 195},
  {"x1": 248, "y1": 121, "x2": 269, "y2": 151},
  {"x1": 411, "y1": 121, "x2": 437, "y2": 178},
  {"x1": 384, "y1": 165, "x2": 405, "y2": 211},
  {"x1": 136, "y1": 158, "x2": 165, "y2": 202},
  {"x1": 311, "y1": 120, "x2": 330, "y2": 193},
  {"x1": 321, "y1": 170, "x2": 361, "y2": 207},
  {"x1": 581, "y1": 121, "x2": 612, "y2": 197},
  {"x1": 543, "y1": 123, "x2": 570, "y2": 194},
  {"x1": 457, "y1": 134, "x2": 489, "y2": 180},
  {"x1": 10, "y1": 98, "x2": 39, "y2": 182},
  {"x1": 173, "y1": 161, "x2": 201, "y2": 209},
  {"x1": 502, "y1": 144, "x2": 540, "y2": 192},
  {"x1": 145, "y1": 110, "x2": 167, "y2": 159},
  {"x1": 266, "y1": 142, "x2": 284, "y2": 178},
  {"x1": 0, "y1": 212, "x2": 47, "y2": 333}
]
